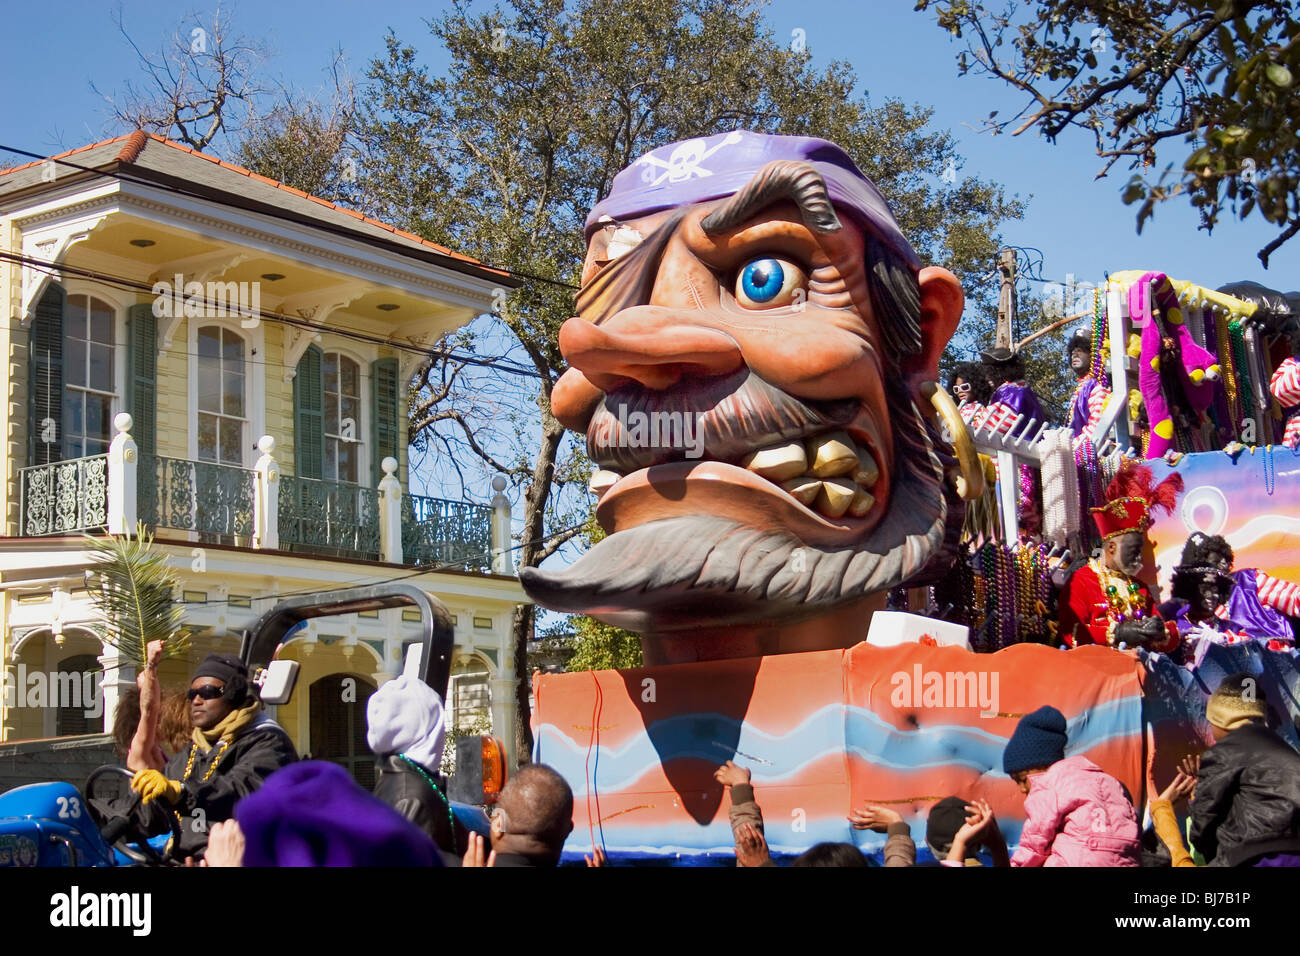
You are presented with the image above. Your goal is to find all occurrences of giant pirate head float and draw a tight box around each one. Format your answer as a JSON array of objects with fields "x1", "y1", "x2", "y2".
[{"x1": 520, "y1": 132, "x2": 973, "y2": 663}]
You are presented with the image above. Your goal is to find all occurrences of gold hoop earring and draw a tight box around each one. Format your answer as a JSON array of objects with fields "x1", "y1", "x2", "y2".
[{"x1": 921, "y1": 381, "x2": 985, "y2": 501}]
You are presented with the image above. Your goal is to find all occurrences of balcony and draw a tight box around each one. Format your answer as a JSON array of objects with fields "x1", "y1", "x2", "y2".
[{"x1": 16, "y1": 415, "x2": 507, "y2": 574}]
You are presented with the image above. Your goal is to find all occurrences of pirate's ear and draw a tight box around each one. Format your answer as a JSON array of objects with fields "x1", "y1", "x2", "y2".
[{"x1": 907, "y1": 266, "x2": 964, "y2": 385}]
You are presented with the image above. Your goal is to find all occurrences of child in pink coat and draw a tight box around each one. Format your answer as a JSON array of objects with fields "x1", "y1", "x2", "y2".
[{"x1": 1003, "y1": 706, "x2": 1141, "y2": 867}]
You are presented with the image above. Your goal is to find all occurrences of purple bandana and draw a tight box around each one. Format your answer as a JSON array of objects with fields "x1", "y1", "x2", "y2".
[{"x1": 586, "y1": 130, "x2": 921, "y2": 268}]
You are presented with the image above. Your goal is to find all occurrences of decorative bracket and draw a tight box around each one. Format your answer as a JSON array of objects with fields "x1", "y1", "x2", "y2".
[
  {"x1": 150, "y1": 251, "x2": 253, "y2": 353},
  {"x1": 20, "y1": 214, "x2": 109, "y2": 324}
]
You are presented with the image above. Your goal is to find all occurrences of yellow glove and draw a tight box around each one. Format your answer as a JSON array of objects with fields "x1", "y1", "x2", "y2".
[{"x1": 131, "y1": 769, "x2": 183, "y2": 806}]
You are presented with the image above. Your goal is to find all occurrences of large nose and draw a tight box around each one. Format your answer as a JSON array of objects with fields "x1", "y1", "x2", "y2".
[{"x1": 557, "y1": 307, "x2": 744, "y2": 392}]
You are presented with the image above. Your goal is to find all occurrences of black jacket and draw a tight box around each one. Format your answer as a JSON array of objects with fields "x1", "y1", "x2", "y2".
[
  {"x1": 1190, "y1": 723, "x2": 1300, "y2": 866},
  {"x1": 141, "y1": 713, "x2": 298, "y2": 857},
  {"x1": 372, "y1": 754, "x2": 467, "y2": 857}
]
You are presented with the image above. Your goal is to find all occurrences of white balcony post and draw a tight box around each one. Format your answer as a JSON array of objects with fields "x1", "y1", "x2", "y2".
[
  {"x1": 378, "y1": 456, "x2": 404, "y2": 564},
  {"x1": 491, "y1": 476, "x2": 513, "y2": 574},
  {"x1": 107, "y1": 413, "x2": 137, "y2": 535},
  {"x1": 254, "y1": 435, "x2": 280, "y2": 550}
]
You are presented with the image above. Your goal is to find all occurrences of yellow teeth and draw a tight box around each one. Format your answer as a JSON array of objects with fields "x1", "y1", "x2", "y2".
[
  {"x1": 742, "y1": 441, "x2": 809, "y2": 482},
  {"x1": 853, "y1": 447, "x2": 879, "y2": 488},
  {"x1": 849, "y1": 488, "x2": 875, "y2": 517},
  {"x1": 589, "y1": 469, "x2": 620, "y2": 496},
  {"x1": 815, "y1": 477, "x2": 856, "y2": 518},
  {"x1": 780, "y1": 476, "x2": 822, "y2": 505},
  {"x1": 807, "y1": 431, "x2": 859, "y2": 478}
]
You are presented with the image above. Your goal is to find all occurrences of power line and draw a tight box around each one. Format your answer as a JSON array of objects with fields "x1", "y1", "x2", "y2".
[
  {"x1": 170, "y1": 519, "x2": 587, "y2": 608},
  {"x1": 0, "y1": 142, "x2": 582, "y2": 293},
  {"x1": 5, "y1": 249, "x2": 546, "y2": 380}
]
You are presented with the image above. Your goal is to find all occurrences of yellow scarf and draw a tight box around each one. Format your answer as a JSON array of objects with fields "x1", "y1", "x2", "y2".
[{"x1": 192, "y1": 700, "x2": 262, "y2": 753}]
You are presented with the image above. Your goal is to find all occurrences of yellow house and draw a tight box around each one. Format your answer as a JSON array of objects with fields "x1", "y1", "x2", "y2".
[{"x1": 0, "y1": 131, "x2": 530, "y2": 780}]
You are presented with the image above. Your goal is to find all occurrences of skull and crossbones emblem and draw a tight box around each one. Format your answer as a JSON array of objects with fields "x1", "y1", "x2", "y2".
[{"x1": 636, "y1": 130, "x2": 745, "y2": 186}]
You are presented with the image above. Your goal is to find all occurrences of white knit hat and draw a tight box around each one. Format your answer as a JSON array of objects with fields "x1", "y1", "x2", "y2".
[{"x1": 366, "y1": 674, "x2": 447, "y2": 772}]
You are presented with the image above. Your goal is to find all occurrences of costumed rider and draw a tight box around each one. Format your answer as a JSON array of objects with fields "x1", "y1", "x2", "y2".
[
  {"x1": 980, "y1": 346, "x2": 1047, "y2": 439},
  {"x1": 1067, "y1": 327, "x2": 1111, "y2": 447},
  {"x1": 1169, "y1": 532, "x2": 1296, "y2": 647},
  {"x1": 948, "y1": 361, "x2": 992, "y2": 426},
  {"x1": 129, "y1": 652, "x2": 298, "y2": 859},
  {"x1": 1057, "y1": 461, "x2": 1183, "y2": 651},
  {"x1": 980, "y1": 346, "x2": 1047, "y2": 535},
  {"x1": 1157, "y1": 562, "x2": 1244, "y2": 645},
  {"x1": 1269, "y1": 331, "x2": 1300, "y2": 449}
]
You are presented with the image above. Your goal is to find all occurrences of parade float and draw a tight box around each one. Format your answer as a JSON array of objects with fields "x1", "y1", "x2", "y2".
[{"x1": 522, "y1": 129, "x2": 1300, "y2": 863}]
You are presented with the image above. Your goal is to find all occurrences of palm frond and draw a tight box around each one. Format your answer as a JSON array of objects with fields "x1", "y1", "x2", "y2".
[{"x1": 83, "y1": 522, "x2": 189, "y2": 668}]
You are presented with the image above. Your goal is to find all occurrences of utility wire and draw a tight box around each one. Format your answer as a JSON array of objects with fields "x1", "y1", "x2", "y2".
[
  {"x1": 5, "y1": 249, "x2": 547, "y2": 380},
  {"x1": 167, "y1": 519, "x2": 587, "y2": 608}
]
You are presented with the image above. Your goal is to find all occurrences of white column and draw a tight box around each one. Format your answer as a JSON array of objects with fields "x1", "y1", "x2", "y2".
[
  {"x1": 378, "y1": 456, "x2": 403, "y2": 564},
  {"x1": 490, "y1": 676, "x2": 517, "y2": 767},
  {"x1": 107, "y1": 413, "x2": 137, "y2": 535},
  {"x1": 490, "y1": 476, "x2": 513, "y2": 574},
  {"x1": 1107, "y1": 280, "x2": 1132, "y2": 450},
  {"x1": 253, "y1": 436, "x2": 280, "y2": 550},
  {"x1": 97, "y1": 646, "x2": 124, "y2": 736}
]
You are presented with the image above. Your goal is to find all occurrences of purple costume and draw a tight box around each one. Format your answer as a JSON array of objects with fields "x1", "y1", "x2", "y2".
[
  {"x1": 990, "y1": 382, "x2": 1047, "y2": 439},
  {"x1": 1227, "y1": 568, "x2": 1295, "y2": 641}
]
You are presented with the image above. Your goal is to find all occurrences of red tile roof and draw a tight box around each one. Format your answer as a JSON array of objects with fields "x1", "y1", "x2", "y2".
[{"x1": 0, "y1": 131, "x2": 502, "y2": 274}]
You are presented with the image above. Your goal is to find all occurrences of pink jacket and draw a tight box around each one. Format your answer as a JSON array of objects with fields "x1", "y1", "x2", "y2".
[{"x1": 1010, "y1": 755, "x2": 1140, "y2": 867}]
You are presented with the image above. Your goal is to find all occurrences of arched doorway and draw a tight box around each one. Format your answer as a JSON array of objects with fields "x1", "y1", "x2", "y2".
[{"x1": 309, "y1": 673, "x2": 376, "y2": 788}]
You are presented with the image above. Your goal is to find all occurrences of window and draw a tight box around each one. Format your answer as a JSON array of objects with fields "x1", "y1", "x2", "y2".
[
  {"x1": 62, "y1": 295, "x2": 115, "y2": 458},
  {"x1": 197, "y1": 326, "x2": 246, "y2": 465},
  {"x1": 450, "y1": 657, "x2": 492, "y2": 734},
  {"x1": 323, "y1": 352, "x2": 362, "y2": 483}
]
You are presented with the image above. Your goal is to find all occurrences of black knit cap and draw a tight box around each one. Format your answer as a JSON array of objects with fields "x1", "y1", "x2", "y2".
[
  {"x1": 926, "y1": 796, "x2": 969, "y2": 854},
  {"x1": 192, "y1": 652, "x2": 251, "y2": 704}
]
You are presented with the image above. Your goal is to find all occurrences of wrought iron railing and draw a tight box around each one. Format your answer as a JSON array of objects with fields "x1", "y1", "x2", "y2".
[
  {"x1": 279, "y1": 476, "x2": 381, "y2": 559},
  {"x1": 402, "y1": 493, "x2": 492, "y2": 572},
  {"x1": 137, "y1": 454, "x2": 256, "y2": 540},
  {"x1": 19, "y1": 455, "x2": 109, "y2": 536}
]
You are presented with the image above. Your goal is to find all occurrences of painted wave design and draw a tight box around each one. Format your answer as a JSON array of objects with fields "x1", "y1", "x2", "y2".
[{"x1": 537, "y1": 695, "x2": 1142, "y2": 798}]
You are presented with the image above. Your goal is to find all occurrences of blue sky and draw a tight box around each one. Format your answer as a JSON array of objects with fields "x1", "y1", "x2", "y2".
[{"x1": 4, "y1": 0, "x2": 1297, "y2": 303}]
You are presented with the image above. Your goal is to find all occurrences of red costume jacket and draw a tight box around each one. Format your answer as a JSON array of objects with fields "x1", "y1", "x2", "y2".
[{"x1": 1058, "y1": 563, "x2": 1175, "y2": 650}]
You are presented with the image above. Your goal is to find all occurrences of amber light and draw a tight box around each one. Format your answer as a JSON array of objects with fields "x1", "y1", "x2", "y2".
[{"x1": 481, "y1": 735, "x2": 507, "y2": 803}]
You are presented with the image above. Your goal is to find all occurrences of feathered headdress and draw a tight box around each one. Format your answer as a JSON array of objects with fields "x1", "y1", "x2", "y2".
[{"x1": 1091, "y1": 461, "x2": 1184, "y2": 540}]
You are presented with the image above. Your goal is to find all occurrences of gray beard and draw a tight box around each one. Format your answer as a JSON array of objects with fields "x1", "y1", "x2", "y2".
[{"x1": 521, "y1": 398, "x2": 961, "y2": 633}]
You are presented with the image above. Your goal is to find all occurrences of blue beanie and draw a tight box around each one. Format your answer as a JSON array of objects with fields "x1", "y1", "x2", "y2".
[
  {"x1": 1002, "y1": 706, "x2": 1068, "y2": 776},
  {"x1": 237, "y1": 760, "x2": 442, "y2": 867}
]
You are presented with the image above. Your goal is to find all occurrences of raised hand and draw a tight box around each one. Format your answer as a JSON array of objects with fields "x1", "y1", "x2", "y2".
[
  {"x1": 713, "y1": 760, "x2": 751, "y2": 788},
  {"x1": 584, "y1": 846, "x2": 607, "y2": 867},
  {"x1": 462, "y1": 831, "x2": 496, "y2": 868},
  {"x1": 734, "y1": 822, "x2": 771, "y2": 867},
  {"x1": 848, "y1": 804, "x2": 902, "y2": 832},
  {"x1": 203, "y1": 819, "x2": 245, "y2": 867}
]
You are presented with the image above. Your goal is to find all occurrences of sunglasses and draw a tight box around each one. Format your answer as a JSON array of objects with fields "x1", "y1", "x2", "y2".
[
  {"x1": 187, "y1": 685, "x2": 225, "y2": 701},
  {"x1": 953, "y1": 382, "x2": 972, "y2": 395}
]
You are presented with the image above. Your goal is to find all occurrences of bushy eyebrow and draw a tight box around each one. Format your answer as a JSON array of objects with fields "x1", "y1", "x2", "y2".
[{"x1": 700, "y1": 160, "x2": 842, "y2": 236}]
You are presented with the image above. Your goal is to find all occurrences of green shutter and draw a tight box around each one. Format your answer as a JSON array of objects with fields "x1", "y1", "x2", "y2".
[
  {"x1": 370, "y1": 357, "x2": 400, "y2": 485},
  {"x1": 125, "y1": 304, "x2": 158, "y2": 456},
  {"x1": 29, "y1": 283, "x2": 64, "y2": 465},
  {"x1": 294, "y1": 345, "x2": 324, "y2": 479}
]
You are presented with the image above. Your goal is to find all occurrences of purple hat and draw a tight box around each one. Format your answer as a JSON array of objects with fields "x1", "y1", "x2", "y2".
[
  {"x1": 585, "y1": 129, "x2": 920, "y2": 268},
  {"x1": 236, "y1": 760, "x2": 442, "y2": 867}
]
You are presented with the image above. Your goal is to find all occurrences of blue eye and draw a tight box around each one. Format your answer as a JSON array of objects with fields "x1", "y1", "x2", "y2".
[{"x1": 740, "y1": 259, "x2": 784, "y2": 302}]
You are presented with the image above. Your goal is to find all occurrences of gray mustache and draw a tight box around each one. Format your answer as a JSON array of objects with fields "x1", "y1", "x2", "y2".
[{"x1": 587, "y1": 369, "x2": 859, "y2": 473}]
